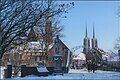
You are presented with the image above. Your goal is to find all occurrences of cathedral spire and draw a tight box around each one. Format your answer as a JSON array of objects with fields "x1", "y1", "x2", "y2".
[
  {"x1": 85, "y1": 23, "x2": 88, "y2": 37},
  {"x1": 92, "y1": 23, "x2": 98, "y2": 48},
  {"x1": 83, "y1": 23, "x2": 90, "y2": 54},
  {"x1": 93, "y1": 23, "x2": 95, "y2": 38}
]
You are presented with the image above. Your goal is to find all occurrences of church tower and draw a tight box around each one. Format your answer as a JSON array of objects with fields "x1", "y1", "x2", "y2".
[
  {"x1": 91, "y1": 24, "x2": 98, "y2": 49},
  {"x1": 83, "y1": 24, "x2": 90, "y2": 54}
]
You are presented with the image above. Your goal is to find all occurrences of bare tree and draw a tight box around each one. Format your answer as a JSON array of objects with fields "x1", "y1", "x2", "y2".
[
  {"x1": 110, "y1": 6, "x2": 120, "y2": 59},
  {"x1": 108, "y1": 6, "x2": 120, "y2": 62},
  {"x1": 27, "y1": 1, "x2": 74, "y2": 64},
  {"x1": 112, "y1": 5, "x2": 120, "y2": 59},
  {"x1": 114, "y1": 37, "x2": 120, "y2": 50},
  {"x1": 114, "y1": 5, "x2": 120, "y2": 50},
  {"x1": 0, "y1": 0, "x2": 74, "y2": 64}
]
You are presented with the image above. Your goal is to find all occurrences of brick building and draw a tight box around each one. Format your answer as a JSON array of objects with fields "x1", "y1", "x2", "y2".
[{"x1": 2, "y1": 27, "x2": 72, "y2": 71}]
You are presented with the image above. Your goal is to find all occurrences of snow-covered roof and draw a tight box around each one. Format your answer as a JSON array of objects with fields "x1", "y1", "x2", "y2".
[
  {"x1": 22, "y1": 41, "x2": 44, "y2": 52},
  {"x1": 73, "y1": 52, "x2": 86, "y2": 60},
  {"x1": 21, "y1": 41, "x2": 55, "y2": 53},
  {"x1": 28, "y1": 42, "x2": 42, "y2": 49},
  {"x1": 37, "y1": 67, "x2": 49, "y2": 72}
]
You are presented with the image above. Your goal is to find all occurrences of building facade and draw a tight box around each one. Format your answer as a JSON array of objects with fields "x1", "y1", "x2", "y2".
[
  {"x1": 83, "y1": 24, "x2": 108, "y2": 66},
  {"x1": 47, "y1": 38, "x2": 72, "y2": 68},
  {"x1": 72, "y1": 53, "x2": 86, "y2": 69}
]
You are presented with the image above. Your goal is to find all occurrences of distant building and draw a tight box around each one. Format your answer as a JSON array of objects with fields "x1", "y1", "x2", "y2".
[
  {"x1": 72, "y1": 53, "x2": 86, "y2": 69},
  {"x1": 83, "y1": 24, "x2": 90, "y2": 54},
  {"x1": 108, "y1": 61, "x2": 120, "y2": 68},
  {"x1": 83, "y1": 24, "x2": 108, "y2": 66},
  {"x1": 107, "y1": 56, "x2": 120, "y2": 68},
  {"x1": 91, "y1": 25, "x2": 98, "y2": 49}
]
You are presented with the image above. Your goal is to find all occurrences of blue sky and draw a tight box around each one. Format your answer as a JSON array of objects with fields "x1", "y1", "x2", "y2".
[{"x1": 60, "y1": 1, "x2": 120, "y2": 53}]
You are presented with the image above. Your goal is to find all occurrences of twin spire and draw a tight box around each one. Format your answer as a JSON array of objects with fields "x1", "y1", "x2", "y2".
[
  {"x1": 93, "y1": 23, "x2": 95, "y2": 38},
  {"x1": 85, "y1": 23, "x2": 95, "y2": 38},
  {"x1": 83, "y1": 23, "x2": 98, "y2": 53},
  {"x1": 85, "y1": 24, "x2": 88, "y2": 37}
]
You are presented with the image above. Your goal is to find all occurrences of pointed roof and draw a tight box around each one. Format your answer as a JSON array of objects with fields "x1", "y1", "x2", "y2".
[
  {"x1": 73, "y1": 52, "x2": 86, "y2": 60},
  {"x1": 93, "y1": 23, "x2": 95, "y2": 38},
  {"x1": 27, "y1": 27, "x2": 40, "y2": 42},
  {"x1": 85, "y1": 23, "x2": 88, "y2": 37}
]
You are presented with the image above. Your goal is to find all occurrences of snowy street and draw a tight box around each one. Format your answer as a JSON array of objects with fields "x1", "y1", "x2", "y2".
[{"x1": 12, "y1": 69, "x2": 120, "y2": 80}]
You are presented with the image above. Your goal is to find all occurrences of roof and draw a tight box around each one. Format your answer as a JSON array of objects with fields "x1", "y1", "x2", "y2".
[
  {"x1": 48, "y1": 38, "x2": 72, "y2": 53},
  {"x1": 73, "y1": 52, "x2": 86, "y2": 60},
  {"x1": 22, "y1": 41, "x2": 45, "y2": 52},
  {"x1": 27, "y1": 28, "x2": 42, "y2": 42}
]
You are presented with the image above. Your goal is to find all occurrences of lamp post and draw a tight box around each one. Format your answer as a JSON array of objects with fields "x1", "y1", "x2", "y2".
[{"x1": 53, "y1": 35, "x2": 63, "y2": 75}]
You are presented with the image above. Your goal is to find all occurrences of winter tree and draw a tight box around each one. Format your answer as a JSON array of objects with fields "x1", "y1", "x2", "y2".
[{"x1": 0, "y1": 0, "x2": 74, "y2": 65}]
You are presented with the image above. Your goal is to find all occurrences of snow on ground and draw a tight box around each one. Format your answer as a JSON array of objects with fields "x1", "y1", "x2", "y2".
[
  {"x1": 69, "y1": 68, "x2": 119, "y2": 73},
  {"x1": 0, "y1": 66, "x2": 6, "y2": 79},
  {"x1": 1, "y1": 67, "x2": 119, "y2": 80},
  {"x1": 12, "y1": 69, "x2": 120, "y2": 80}
]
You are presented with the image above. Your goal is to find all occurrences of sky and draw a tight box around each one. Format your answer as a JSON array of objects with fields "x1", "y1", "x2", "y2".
[{"x1": 60, "y1": 1, "x2": 120, "y2": 54}]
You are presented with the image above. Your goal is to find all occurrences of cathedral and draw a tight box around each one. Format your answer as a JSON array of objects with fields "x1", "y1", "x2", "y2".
[{"x1": 83, "y1": 24, "x2": 108, "y2": 66}]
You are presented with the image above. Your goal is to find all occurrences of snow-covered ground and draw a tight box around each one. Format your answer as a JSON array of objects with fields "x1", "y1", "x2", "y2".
[
  {"x1": 11, "y1": 69, "x2": 120, "y2": 80},
  {"x1": 1, "y1": 67, "x2": 120, "y2": 80}
]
